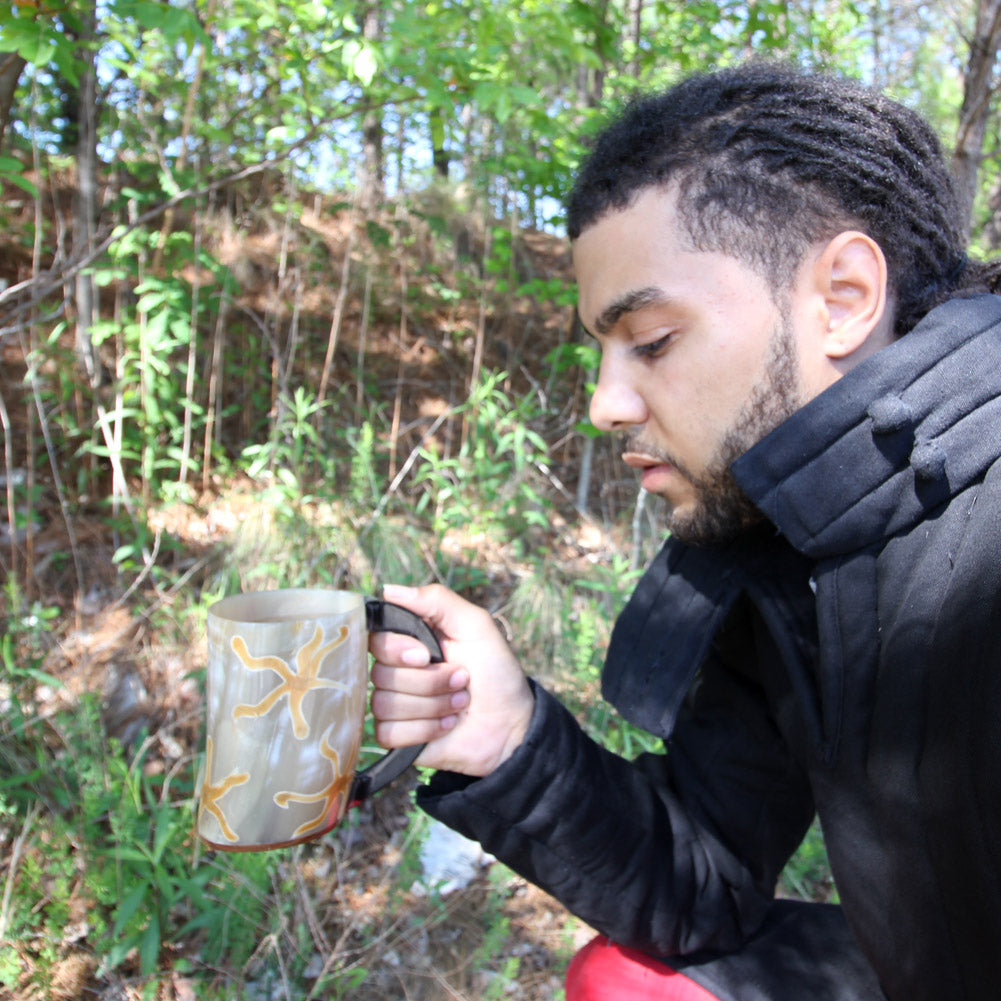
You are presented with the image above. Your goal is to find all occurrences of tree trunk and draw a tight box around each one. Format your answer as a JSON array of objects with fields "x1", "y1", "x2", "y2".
[
  {"x1": 430, "y1": 106, "x2": 449, "y2": 178},
  {"x1": 628, "y1": 0, "x2": 644, "y2": 78},
  {"x1": 151, "y1": 0, "x2": 211, "y2": 273},
  {"x1": 984, "y1": 172, "x2": 1001, "y2": 250},
  {"x1": 73, "y1": 1, "x2": 101, "y2": 389},
  {"x1": 360, "y1": 1, "x2": 384, "y2": 210},
  {"x1": 0, "y1": 53, "x2": 26, "y2": 151},
  {"x1": 590, "y1": 0, "x2": 612, "y2": 106},
  {"x1": 952, "y1": 0, "x2": 1001, "y2": 243}
]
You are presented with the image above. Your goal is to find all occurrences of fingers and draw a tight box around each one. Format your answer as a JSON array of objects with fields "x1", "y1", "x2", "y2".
[
  {"x1": 381, "y1": 582, "x2": 496, "y2": 642},
  {"x1": 369, "y1": 581, "x2": 532, "y2": 775},
  {"x1": 371, "y1": 660, "x2": 468, "y2": 697},
  {"x1": 370, "y1": 663, "x2": 469, "y2": 717},
  {"x1": 370, "y1": 677, "x2": 470, "y2": 749},
  {"x1": 369, "y1": 630, "x2": 433, "y2": 666},
  {"x1": 371, "y1": 686, "x2": 469, "y2": 720},
  {"x1": 369, "y1": 654, "x2": 471, "y2": 750},
  {"x1": 374, "y1": 716, "x2": 456, "y2": 750}
]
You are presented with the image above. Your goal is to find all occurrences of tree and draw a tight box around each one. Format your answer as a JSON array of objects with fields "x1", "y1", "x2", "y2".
[
  {"x1": 952, "y1": 0, "x2": 1001, "y2": 242},
  {"x1": 0, "y1": 51, "x2": 24, "y2": 150}
]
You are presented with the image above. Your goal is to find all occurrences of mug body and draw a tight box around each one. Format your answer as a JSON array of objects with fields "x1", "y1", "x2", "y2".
[{"x1": 198, "y1": 589, "x2": 367, "y2": 850}]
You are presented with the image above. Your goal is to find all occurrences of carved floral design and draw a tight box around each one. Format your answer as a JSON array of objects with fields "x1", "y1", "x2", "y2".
[
  {"x1": 273, "y1": 724, "x2": 362, "y2": 839},
  {"x1": 230, "y1": 624, "x2": 350, "y2": 738},
  {"x1": 199, "y1": 736, "x2": 250, "y2": 843}
]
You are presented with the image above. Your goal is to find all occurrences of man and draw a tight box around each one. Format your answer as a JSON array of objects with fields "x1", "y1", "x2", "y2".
[{"x1": 368, "y1": 63, "x2": 1001, "y2": 1000}]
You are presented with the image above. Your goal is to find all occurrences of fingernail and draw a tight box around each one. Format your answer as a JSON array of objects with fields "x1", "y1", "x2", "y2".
[
  {"x1": 402, "y1": 647, "x2": 430, "y2": 667},
  {"x1": 440, "y1": 714, "x2": 457, "y2": 730},
  {"x1": 383, "y1": 584, "x2": 417, "y2": 601},
  {"x1": 448, "y1": 669, "x2": 469, "y2": 690},
  {"x1": 450, "y1": 690, "x2": 470, "y2": 710}
]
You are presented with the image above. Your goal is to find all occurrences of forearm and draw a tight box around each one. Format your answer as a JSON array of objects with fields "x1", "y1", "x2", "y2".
[{"x1": 417, "y1": 682, "x2": 783, "y2": 957}]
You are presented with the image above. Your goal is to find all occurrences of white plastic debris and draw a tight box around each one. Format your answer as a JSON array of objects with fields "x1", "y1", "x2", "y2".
[{"x1": 414, "y1": 818, "x2": 494, "y2": 895}]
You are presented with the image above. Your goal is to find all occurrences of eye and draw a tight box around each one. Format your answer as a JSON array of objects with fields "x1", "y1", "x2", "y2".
[{"x1": 632, "y1": 333, "x2": 674, "y2": 360}]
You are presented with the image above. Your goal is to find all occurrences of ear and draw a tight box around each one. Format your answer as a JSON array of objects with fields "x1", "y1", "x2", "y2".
[{"x1": 814, "y1": 231, "x2": 890, "y2": 360}]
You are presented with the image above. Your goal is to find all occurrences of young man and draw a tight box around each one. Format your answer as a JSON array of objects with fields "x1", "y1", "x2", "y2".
[{"x1": 368, "y1": 64, "x2": 1001, "y2": 1000}]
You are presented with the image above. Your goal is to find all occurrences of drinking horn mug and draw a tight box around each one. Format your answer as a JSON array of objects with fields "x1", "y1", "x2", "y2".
[{"x1": 197, "y1": 588, "x2": 442, "y2": 851}]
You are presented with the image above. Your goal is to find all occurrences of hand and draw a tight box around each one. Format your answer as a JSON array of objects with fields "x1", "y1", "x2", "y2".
[{"x1": 369, "y1": 583, "x2": 535, "y2": 777}]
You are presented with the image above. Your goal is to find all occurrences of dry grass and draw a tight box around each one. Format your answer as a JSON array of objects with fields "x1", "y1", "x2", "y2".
[
  {"x1": 0, "y1": 188, "x2": 640, "y2": 1000},
  {"x1": 0, "y1": 478, "x2": 617, "y2": 1001}
]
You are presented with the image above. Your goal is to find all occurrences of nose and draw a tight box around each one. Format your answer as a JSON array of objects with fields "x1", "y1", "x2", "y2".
[{"x1": 589, "y1": 353, "x2": 647, "y2": 432}]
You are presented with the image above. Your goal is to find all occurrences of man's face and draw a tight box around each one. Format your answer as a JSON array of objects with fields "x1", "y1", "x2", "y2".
[{"x1": 573, "y1": 186, "x2": 816, "y2": 547}]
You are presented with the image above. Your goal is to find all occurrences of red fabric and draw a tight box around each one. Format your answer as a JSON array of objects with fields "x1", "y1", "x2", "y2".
[{"x1": 566, "y1": 936, "x2": 723, "y2": 1001}]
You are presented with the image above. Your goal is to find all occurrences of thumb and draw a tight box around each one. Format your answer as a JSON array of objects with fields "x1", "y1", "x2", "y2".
[{"x1": 381, "y1": 582, "x2": 492, "y2": 643}]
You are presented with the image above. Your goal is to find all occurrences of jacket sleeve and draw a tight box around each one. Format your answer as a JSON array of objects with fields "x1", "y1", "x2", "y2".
[{"x1": 416, "y1": 646, "x2": 815, "y2": 958}]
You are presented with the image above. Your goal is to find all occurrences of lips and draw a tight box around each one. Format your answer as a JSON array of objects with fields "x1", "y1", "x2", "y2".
[
  {"x1": 622, "y1": 451, "x2": 670, "y2": 471},
  {"x1": 622, "y1": 450, "x2": 675, "y2": 492}
]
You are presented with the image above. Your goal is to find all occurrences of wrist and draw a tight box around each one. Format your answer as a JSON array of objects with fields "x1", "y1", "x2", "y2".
[{"x1": 482, "y1": 679, "x2": 537, "y2": 774}]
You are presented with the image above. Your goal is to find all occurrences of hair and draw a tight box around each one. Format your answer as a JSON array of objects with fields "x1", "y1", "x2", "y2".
[{"x1": 566, "y1": 62, "x2": 1001, "y2": 336}]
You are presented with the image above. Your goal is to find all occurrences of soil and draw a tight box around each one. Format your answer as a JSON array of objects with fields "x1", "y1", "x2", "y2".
[{"x1": 0, "y1": 179, "x2": 622, "y2": 999}]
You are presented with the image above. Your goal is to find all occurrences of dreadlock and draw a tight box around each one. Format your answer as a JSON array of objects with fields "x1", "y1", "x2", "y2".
[{"x1": 567, "y1": 62, "x2": 1000, "y2": 337}]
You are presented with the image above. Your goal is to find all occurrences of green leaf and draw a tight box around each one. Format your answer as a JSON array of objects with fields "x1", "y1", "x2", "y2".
[
  {"x1": 111, "y1": 884, "x2": 148, "y2": 939},
  {"x1": 140, "y1": 914, "x2": 160, "y2": 974},
  {"x1": 114, "y1": 845, "x2": 155, "y2": 865},
  {"x1": 353, "y1": 45, "x2": 378, "y2": 87},
  {"x1": 105, "y1": 935, "x2": 140, "y2": 972},
  {"x1": 152, "y1": 803, "x2": 175, "y2": 862},
  {"x1": 0, "y1": 21, "x2": 57, "y2": 66},
  {"x1": 343, "y1": 39, "x2": 378, "y2": 86},
  {"x1": 0, "y1": 170, "x2": 37, "y2": 197}
]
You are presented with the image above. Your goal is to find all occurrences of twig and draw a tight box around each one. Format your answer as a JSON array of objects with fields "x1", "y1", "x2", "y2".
[
  {"x1": 0, "y1": 142, "x2": 319, "y2": 340},
  {"x1": 631, "y1": 487, "x2": 648, "y2": 572},
  {"x1": 293, "y1": 862, "x2": 333, "y2": 958},
  {"x1": 332, "y1": 410, "x2": 452, "y2": 583},
  {"x1": 0, "y1": 386, "x2": 16, "y2": 579},
  {"x1": 19, "y1": 331, "x2": 87, "y2": 609},
  {"x1": 316, "y1": 194, "x2": 359, "y2": 410},
  {"x1": 108, "y1": 529, "x2": 162, "y2": 609},
  {"x1": 532, "y1": 458, "x2": 598, "y2": 525},
  {"x1": 0, "y1": 802, "x2": 39, "y2": 942}
]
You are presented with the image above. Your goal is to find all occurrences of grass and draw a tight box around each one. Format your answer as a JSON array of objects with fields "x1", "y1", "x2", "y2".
[
  {"x1": 0, "y1": 470, "x2": 608, "y2": 999},
  {"x1": 0, "y1": 389, "x2": 834, "y2": 999}
]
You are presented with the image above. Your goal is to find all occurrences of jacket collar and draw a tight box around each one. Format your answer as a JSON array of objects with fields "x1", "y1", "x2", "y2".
[
  {"x1": 732, "y1": 294, "x2": 1001, "y2": 559},
  {"x1": 602, "y1": 528, "x2": 815, "y2": 736},
  {"x1": 602, "y1": 295, "x2": 1001, "y2": 735}
]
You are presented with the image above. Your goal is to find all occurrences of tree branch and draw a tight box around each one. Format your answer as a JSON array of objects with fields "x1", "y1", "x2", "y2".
[{"x1": 0, "y1": 144, "x2": 312, "y2": 339}]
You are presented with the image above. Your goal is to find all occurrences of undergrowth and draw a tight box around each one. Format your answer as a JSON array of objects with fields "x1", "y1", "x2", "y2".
[{"x1": 0, "y1": 368, "x2": 834, "y2": 998}]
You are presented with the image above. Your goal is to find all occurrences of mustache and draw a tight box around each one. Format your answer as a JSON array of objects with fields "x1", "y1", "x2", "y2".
[
  {"x1": 622, "y1": 432, "x2": 696, "y2": 483},
  {"x1": 624, "y1": 431, "x2": 672, "y2": 465}
]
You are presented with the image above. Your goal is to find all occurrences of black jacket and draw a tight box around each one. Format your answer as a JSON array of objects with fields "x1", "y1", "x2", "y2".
[{"x1": 418, "y1": 295, "x2": 1001, "y2": 1001}]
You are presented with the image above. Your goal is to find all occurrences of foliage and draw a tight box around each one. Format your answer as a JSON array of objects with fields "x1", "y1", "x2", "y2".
[
  {"x1": 3, "y1": 0, "x2": 992, "y2": 996},
  {"x1": 413, "y1": 370, "x2": 552, "y2": 546},
  {"x1": 780, "y1": 821, "x2": 839, "y2": 904}
]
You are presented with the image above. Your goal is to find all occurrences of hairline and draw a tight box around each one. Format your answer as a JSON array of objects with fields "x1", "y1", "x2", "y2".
[{"x1": 573, "y1": 178, "x2": 846, "y2": 307}]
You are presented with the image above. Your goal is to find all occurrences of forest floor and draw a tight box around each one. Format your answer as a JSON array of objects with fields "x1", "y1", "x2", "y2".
[
  {"x1": 1, "y1": 174, "x2": 837, "y2": 997},
  {"x1": 1, "y1": 186, "x2": 621, "y2": 998},
  {"x1": 7, "y1": 479, "x2": 607, "y2": 1001}
]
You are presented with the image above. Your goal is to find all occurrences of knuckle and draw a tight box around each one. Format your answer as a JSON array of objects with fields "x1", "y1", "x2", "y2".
[{"x1": 370, "y1": 662, "x2": 395, "y2": 688}]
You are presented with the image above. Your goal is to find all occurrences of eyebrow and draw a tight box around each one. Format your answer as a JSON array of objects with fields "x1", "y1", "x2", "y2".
[{"x1": 591, "y1": 286, "x2": 670, "y2": 336}]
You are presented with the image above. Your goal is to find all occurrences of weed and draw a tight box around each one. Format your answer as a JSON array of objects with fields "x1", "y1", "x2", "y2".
[
  {"x1": 348, "y1": 420, "x2": 379, "y2": 507},
  {"x1": 414, "y1": 369, "x2": 551, "y2": 545},
  {"x1": 780, "y1": 820, "x2": 838, "y2": 903}
]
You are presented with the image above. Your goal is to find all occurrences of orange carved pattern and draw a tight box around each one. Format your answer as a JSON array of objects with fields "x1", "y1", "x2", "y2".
[
  {"x1": 230, "y1": 624, "x2": 350, "y2": 738},
  {"x1": 273, "y1": 725, "x2": 363, "y2": 838},
  {"x1": 199, "y1": 736, "x2": 250, "y2": 843}
]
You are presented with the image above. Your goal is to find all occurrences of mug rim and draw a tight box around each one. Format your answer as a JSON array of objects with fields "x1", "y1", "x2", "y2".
[{"x1": 208, "y1": 588, "x2": 364, "y2": 623}]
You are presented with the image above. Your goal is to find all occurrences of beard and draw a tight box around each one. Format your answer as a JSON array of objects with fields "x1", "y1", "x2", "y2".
[{"x1": 630, "y1": 315, "x2": 802, "y2": 549}]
